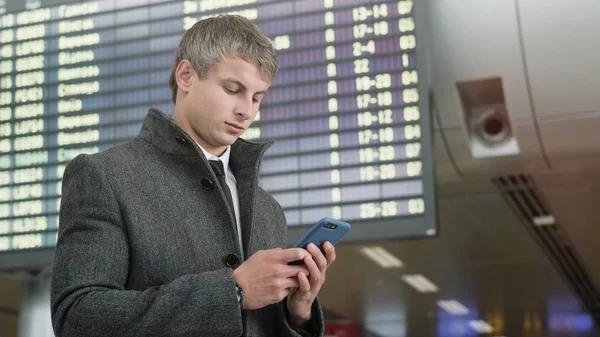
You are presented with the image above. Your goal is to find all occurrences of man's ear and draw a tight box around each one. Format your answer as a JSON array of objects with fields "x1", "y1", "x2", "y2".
[{"x1": 175, "y1": 59, "x2": 194, "y2": 94}]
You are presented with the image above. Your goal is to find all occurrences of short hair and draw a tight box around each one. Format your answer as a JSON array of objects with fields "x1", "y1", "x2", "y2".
[{"x1": 168, "y1": 14, "x2": 279, "y2": 103}]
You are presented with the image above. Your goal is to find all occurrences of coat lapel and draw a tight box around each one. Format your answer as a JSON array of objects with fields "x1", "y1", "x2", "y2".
[
  {"x1": 230, "y1": 139, "x2": 274, "y2": 258},
  {"x1": 234, "y1": 166, "x2": 257, "y2": 258}
]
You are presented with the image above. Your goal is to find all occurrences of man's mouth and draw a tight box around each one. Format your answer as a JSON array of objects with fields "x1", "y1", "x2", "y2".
[{"x1": 225, "y1": 122, "x2": 245, "y2": 131}]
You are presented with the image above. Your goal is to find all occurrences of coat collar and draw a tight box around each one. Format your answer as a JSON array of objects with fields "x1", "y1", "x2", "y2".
[{"x1": 138, "y1": 108, "x2": 274, "y2": 174}]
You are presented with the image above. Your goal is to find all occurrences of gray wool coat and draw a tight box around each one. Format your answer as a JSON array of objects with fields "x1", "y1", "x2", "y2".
[{"x1": 50, "y1": 109, "x2": 324, "y2": 337}]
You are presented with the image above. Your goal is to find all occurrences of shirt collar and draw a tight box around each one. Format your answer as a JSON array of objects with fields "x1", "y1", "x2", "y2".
[{"x1": 197, "y1": 142, "x2": 231, "y2": 175}]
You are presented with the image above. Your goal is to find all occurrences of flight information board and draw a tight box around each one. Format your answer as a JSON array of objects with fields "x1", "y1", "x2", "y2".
[{"x1": 0, "y1": 0, "x2": 436, "y2": 268}]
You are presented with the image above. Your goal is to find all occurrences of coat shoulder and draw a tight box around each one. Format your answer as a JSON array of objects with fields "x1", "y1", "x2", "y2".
[
  {"x1": 66, "y1": 134, "x2": 156, "y2": 175},
  {"x1": 90, "y1": 135, "x2": 150, "y2": 163}
]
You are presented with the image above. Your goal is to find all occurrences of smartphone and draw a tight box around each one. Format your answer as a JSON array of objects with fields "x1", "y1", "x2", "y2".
[{"x1": 289, "y1": 218, "x2": 351, "y2": 265}]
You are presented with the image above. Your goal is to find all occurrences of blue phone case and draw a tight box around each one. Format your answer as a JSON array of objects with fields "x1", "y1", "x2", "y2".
[{"x1": 293, "y1": 218, "x2": 351, "y2": 251}]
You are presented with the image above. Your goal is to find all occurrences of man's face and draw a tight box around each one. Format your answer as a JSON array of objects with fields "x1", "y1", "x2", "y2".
[{"x1": 175, "y1": 56, "x2": 270, "y2": 155}]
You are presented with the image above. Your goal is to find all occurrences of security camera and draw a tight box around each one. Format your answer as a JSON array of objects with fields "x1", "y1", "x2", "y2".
[{"x1": 470, "y1": 104, "x2": 512, "y2": 147}]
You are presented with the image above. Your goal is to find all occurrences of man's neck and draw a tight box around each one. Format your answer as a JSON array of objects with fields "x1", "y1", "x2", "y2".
[{"x1": 197, "y1": 140, "x2": 227, "y2": 158}]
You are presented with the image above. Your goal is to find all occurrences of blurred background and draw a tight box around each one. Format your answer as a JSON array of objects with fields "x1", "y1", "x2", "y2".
[{"x1": 1, "y1": 0, "x2": 600, "y2": 336}]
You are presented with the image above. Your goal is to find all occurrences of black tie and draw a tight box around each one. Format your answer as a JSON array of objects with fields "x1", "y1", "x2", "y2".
[{"x1": 209, "y1": 160, "x2": 235, "y2": 218}]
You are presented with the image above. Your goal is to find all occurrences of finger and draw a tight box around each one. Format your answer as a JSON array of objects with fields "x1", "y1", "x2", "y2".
[
  {"x1": 279, "y1": 264, "x2": 311, "y2": 278},
  {"x1": 304, "y1": 255, "x2": 322, "y2": 285},
  {"x1": 307, "y1": 243, "x2": 328, "y2": 271},
  {"x1": 282, "y1": 277, "x2": 300, "y2": 289},
  {"x1": 275, "y1": 248, "x2": 310, "y2": 263},
  {"x1": 323, "y1": 241, "x2": 337, "y2": 266},
  {"x1": 297, "y1": 272, "x2": 311, "y2": 293}
]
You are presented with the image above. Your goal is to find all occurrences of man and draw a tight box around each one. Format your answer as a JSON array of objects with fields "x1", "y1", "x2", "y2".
[{"x1": 50, "y1": 15, "x2": 335, "y2": 337}]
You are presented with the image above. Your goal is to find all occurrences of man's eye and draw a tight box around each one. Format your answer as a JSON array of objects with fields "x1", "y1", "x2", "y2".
[{"x1": 225, "y1": 87, "x2": 238, "y2": 94}]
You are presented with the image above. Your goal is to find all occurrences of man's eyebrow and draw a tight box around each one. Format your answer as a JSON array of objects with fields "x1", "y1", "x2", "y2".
[{"x1": 223, "y1": 77, "x2": 268, "y2": 95}]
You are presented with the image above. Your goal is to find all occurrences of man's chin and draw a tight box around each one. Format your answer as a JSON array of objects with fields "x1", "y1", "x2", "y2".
[
  {"x1": 215, "y1": 136, "x2": 238, "y2": 148},
  {"x1": 221, "y1": 132, "x2": 242, "y2": 143}
]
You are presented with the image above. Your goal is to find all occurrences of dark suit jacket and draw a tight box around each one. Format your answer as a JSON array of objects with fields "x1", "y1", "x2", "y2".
[{"x1": 50, "y1": 109, "x2": 324, "y2": 336}]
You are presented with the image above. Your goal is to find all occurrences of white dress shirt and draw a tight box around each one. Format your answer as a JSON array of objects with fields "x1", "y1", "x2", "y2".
[{"x1": 196, "y1": 143, "x2": 243, "y2": 258}]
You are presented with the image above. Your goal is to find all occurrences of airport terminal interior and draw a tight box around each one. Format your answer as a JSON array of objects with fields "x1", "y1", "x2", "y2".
[{"x1": 1, "y1": 0, "x2": 600, "y2": 336}]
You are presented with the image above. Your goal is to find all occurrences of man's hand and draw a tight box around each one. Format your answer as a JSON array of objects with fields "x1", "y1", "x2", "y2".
[
  {"x1": 233, "y1": 248, "x2": 312, "y2": 310},
  {"x1": 286, "y1": 242, "x2": 336, "y2": 326}
]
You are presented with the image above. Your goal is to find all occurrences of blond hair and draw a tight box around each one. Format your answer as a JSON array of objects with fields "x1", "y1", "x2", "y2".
[{"x1": 168, "y1": 15, "x2": 279, "y2": 103}]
